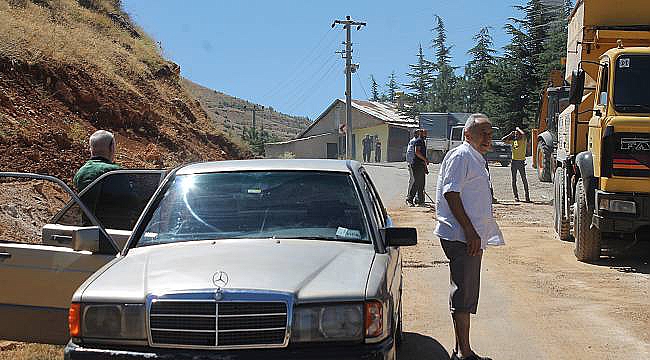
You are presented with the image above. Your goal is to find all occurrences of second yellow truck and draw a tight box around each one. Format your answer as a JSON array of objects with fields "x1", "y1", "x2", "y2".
[{"x1": 554, "y1": 0, "x2": 650, "y2": 261}]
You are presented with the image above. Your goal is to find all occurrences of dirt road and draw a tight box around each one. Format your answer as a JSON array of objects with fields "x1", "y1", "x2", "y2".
[{"x1": 366, "y1": 161, "x2": 650, "y2": 360}]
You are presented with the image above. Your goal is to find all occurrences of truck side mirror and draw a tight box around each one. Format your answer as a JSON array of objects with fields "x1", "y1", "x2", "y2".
[
  {"x1": 71, "y1": 227, "x2": 101, "y2": 252},
  {"x1": 569, "y1": 69, "x2": 585, "y2": 105}
]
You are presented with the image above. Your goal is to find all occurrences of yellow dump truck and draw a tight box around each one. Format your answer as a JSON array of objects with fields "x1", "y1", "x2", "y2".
[
  {"x1": 532, "y1": 70, "x2": 567, "y2": 182},
  {"x1": 554, "y1": 0, "x2": 650, "y2": 261}
]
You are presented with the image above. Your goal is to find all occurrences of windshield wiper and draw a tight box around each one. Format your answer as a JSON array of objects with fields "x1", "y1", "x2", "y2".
[{"x1": 616, "y1": 104, "x2": 650, "y2": 112}]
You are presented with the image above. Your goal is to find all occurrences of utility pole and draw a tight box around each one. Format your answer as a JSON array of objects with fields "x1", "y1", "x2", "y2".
[{"x1": 332, "y1": 16, "x2": 366, "y2": 160}]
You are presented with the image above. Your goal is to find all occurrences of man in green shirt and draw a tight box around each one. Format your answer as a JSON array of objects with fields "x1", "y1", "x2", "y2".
[
  {"x1": 73, "y1": 130, "x2": 121, "y2": 192},
  {"x1": 502, "y1": 127, "x2": 530, "y2": 202}
]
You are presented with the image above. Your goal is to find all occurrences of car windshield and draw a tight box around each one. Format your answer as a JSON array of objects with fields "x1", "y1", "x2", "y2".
[
  {"x1": 614, "y1": 55, "x2": 650, "y2": 113},
  {"x1": 135, "y1": 171, "x2": 370, "y2": 247}
]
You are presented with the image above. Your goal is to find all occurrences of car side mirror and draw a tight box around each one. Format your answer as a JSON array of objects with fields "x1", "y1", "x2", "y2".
[
  {"x1": 381, "y1": 227, "x2": 417, "y2": 247},
  {"x1": 569, "y1": 69, "x2": 585, "y2": 105},
  {"x1": 71, "y1": 227, "x2": 101, "y2": 252}
]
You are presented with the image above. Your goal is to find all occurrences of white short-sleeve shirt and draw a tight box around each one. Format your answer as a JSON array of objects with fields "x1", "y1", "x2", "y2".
[{"x1": 434, "y1": 142, "x2": 505, "y2": 249}]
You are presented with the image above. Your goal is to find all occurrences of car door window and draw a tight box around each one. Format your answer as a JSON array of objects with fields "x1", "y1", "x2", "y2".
[
  {"x1": 360, "y1": 170, "x2": 386, "y2": 229},
  {"x1": 57, "y1": 172, "x2": 163, "y2": 231}
]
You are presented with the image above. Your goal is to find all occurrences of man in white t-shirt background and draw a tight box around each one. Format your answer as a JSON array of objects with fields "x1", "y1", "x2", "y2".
[{"x1": 434, "y1": 113, "x2": 505, "y2": 360}]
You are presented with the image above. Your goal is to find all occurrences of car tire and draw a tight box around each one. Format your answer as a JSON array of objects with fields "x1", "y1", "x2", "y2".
[
  {"x1": 537, "y1": 141, "x2": 552, "y2": 182},
  {"x1": 574, "y1": 181, "x2": 601, "y2": 262},
  {"x1": 500, "y1": 161, "x2": 510, "y2": 167},
  {"x1": 554, "y1": 167, "x2": 571, "y2": 241}
]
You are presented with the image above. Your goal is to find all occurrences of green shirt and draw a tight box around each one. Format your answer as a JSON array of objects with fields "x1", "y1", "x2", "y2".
[{"x1": 73, "y1": 157, "x2": 121, "y2": 192}]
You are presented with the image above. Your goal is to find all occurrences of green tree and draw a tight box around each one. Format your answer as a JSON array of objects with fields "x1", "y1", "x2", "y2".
[
  {"x1": 385, "y1": 71, "x2": 399, "y2": 102},
  {"x1": 404, "y1": 44, "x2": 433, "y2": 113},
  {"x1": 465, "y1": 27, "x2": 496, "y2": 112},
  {"x1": 242, "y1": 126, "x2": 277, "y2": 156},
  {"x1": 370, "y1": 75, "x2": 380, "y2": 101},
  {"x1": 430, "y1": 15, "x2": 459, "y2": 112}
]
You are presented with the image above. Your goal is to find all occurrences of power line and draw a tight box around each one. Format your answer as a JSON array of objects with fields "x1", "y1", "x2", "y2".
[
  {"x1": 264, "y1": 32, "x2": 341, "y2": 106},
  {"x1": 284, "y1": 59, "x2": 340, "y2": 115},
  {"x1": 355, "y1": 71, "x2": 369, "y2": 100},
  {"x1": 260, "y1": 27, "x2": 337, "y2": 101}
]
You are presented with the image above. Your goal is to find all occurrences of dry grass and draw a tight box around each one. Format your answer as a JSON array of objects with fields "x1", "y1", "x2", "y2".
[
  {"x1": 0, "y1": 0, "x2": 165, "y2": 85},
  {"x1": 0, "y1": 344, "x2": 62, "y2": 360}
]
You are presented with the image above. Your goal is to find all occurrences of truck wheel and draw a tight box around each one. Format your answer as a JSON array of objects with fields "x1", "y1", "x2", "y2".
[
  {"x1": 537, "y1": 141, "x2": 552, "y2": 182},
  {"x1": 554, "y1": 168, "x2": 571, "y2": 241},
  {"x1": 574, "y1": 181, "x2": 601, "y2": 262}
]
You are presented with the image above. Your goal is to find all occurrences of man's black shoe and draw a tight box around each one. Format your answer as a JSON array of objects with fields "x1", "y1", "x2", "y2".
[{"x1": 406, "y1": 199, "x2": 415, "y2": 207}]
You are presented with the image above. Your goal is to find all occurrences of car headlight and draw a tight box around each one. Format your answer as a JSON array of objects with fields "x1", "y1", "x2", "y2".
[
  {"x1": 72, "y1": 303, "x2": 146, "y2": 340},
  {"x1": 291, "y1": 303, "x2": 363, "y2": 343}
]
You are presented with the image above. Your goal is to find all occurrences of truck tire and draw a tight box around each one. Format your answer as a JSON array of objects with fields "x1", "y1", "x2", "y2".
[
  {"x1": 554, "y1": 167, "x2": 571, "y2": 241},
  {"x1": 537, "y1": 141, "x2": 552, "y2": 182},
  {"x1": 573, "y1": 181, "x2": 601, "y2": 262}
]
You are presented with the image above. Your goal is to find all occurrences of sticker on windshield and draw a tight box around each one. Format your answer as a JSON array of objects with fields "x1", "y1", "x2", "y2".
[
  {"x1": 619, "y1": 58, "x2": 631, "y2": 68},
  {"x1": 336, "y1": 227, "x2": 361, "y2": 240}
]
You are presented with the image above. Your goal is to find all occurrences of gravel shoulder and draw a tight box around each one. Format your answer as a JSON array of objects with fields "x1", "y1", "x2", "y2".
[{"x1": 366, "y1": 161, "x2": 650, "y2": 360}]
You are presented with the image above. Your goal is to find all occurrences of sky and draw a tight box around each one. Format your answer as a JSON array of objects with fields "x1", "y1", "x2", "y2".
[{"x1": 122, "y1": 0, "x2": 531, "y2": 120}]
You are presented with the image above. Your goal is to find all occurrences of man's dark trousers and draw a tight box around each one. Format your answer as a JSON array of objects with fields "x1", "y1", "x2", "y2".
[
  {"x1": 407, "y1": 163, "x2": 426, "y2": 205},
  {"x1": 511, "y1": 159, "x2": 530, "y2": 200}
]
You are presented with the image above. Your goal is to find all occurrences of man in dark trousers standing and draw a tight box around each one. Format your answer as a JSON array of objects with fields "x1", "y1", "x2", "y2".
[
  {"x1": 501, "y1": 127, "x2": 530, "y2": 202},
  {"x1": 374, "y1": 139, "x2": 382, "y2": 163},
  {"x1": 406, "y1": 129, "x2": 429, "y2": 206},
  {"x1": 362, "y1": 135, "x2": 371, "y2": 163}
]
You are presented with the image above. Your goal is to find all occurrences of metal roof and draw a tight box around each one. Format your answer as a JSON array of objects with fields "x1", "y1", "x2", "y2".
[
  {"x1": 176, "y1": 159, "x2": 358, "y2": 175},
  {"x1": 298, "y1": 99, "x2": 417, "y2": 138},
  {"x1": 348, "y1": 100, "x2": 418, "y2": 128}
]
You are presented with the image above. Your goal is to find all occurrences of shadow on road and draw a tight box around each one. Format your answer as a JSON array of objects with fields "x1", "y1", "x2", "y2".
[
  {"x1": 399, "y1": 332, "x2": 451, "y2": 360},
  {"x1": 596, "y1": 258, "x2": 650, "y2": 275}
]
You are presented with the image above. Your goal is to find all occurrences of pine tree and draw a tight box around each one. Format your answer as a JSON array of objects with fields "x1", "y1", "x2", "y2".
[
  {"x1": 404, "y1": 44, "x2": 433, "y2": 110},
  {"x1": 385, "y1": 71, "x2": 399, "y2": 103},
  {"x1": 465, "y1": 27, "x2": 496, "y2": 112},
  {"x1": 430, "y1": 15, "x2": 459, "y2": 112},
  {"x1": 370, "y1": 75, "x2": 380, "y2": 101}
]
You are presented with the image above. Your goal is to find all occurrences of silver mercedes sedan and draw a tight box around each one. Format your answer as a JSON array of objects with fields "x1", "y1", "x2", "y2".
[{"x1": 51, "y1": 159, "x2": 417, "y2": 359}]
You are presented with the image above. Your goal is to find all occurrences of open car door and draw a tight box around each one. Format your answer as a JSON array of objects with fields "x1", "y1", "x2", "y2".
[{"x1": 0, "y1": 170, "x2": 164, "y2": 344}]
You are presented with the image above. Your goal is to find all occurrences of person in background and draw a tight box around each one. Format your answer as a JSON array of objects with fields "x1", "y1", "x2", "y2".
[
  {"x1": 406, "y1": 129, "x2": 429, "y2": 207},
  {"x1": 362, "y1": 135, "x2": 372, "y2": 163},
  {"x1": 405, "y1": 129, "x2": 420, "y2": 206},
  {"x1": 375, "y1": 139, "x2": 382, "y2": 163},
  {"x1": 435, "y1": 114, "x2": 505, "y2": 360},
  {"x1": 501, "y1": 127, "x2": 530, "y2": 202},
  {"x1": 73, "y1": 130, "x2": 121, "y2": 192}
]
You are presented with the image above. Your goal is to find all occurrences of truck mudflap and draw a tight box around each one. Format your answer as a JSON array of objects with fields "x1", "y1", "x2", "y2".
[{"x1": 593, "y1": 190, "x2": 650, "y2": 235}]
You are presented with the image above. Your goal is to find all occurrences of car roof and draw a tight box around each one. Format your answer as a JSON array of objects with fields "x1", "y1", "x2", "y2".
[{"x1": 176, "y1": 159, "x2": 359, "y2": 175}]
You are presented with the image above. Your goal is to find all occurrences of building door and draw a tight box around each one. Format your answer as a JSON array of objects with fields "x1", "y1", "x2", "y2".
[{"x1": 326, "y1": 143, "x2": 338, "y2": 159}]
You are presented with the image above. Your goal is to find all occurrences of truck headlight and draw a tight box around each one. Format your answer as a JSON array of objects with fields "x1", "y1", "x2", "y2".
[
  {"x1": 599, "y1": 199, "x2": 636, "y2": 214},
  {"x1": 291, "y1": 304, "x2": 363, "y2": 343},
  {"x1": 80, "y1": 304, "x2": 146, "y2": 340}
]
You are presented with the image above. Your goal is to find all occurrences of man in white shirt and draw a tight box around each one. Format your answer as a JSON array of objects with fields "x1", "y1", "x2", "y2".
[{"x1": 434, "y1": 114, "x2": 505, "y2": 360}]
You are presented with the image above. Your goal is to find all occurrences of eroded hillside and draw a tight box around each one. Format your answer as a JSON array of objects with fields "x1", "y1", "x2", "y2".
[{"x1": 0, "y1": 0, "x2": 246, "y2": 182}]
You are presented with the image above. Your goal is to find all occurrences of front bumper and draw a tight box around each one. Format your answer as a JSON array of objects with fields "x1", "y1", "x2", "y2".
[
  {"x1": 64, "y1": 337, "x2": 395, "y2": 360},
  {"x1": 593, "y1": 190, "x2": 650, "y2": 234}
]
